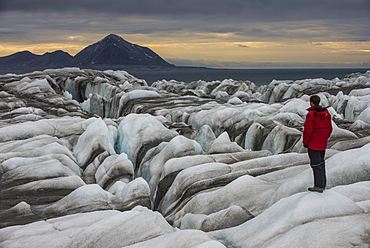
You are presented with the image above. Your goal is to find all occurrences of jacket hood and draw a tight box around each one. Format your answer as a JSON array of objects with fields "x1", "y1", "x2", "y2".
[
  {"x1": 307, "y1": 105, "x2": 330, "y2": 111},
  {"x1": 307, "y1": 105, "x2": 330, "y2": 119}
]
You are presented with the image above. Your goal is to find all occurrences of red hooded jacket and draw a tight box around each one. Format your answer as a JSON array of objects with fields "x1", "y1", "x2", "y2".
[{"x1": 303, "y1": 105, "x2": 333, "y2": 151}]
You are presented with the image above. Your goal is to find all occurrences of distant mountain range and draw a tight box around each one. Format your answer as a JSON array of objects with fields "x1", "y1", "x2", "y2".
[{"x1": 0, "y1": 34, "x2": 176, "y2": 74}]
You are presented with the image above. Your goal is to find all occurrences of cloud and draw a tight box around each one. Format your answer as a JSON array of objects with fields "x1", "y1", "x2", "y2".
[
  {"x1": 1, "y1": 1, "x2": 369, "y2": 43},
  {"x1": 1, "y1": 0, "x2": 369, "y2": 22},
  {"x1": 236, "y1": 44, "x2": 249, "y2": 48},
  {"x1": 0, "y1": 0, "x2": 369, "y2": 68}
]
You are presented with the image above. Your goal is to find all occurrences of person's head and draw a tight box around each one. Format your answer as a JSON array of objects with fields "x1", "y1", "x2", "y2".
[{"x1": 310, "y1": 95, "x2": 320, "y2": 106}]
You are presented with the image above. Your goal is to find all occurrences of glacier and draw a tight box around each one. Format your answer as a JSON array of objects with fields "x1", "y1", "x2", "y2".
[{"x1": 0, "y1": 67, "x2": 370, "y2": 247}]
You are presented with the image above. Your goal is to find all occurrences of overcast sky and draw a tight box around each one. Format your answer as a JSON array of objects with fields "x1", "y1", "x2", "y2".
[{"x1": 1, "y1": 0, "x2": 369, "y2": 68}]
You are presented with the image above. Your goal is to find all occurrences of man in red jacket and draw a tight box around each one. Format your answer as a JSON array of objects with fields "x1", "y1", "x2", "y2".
[{"x1": 303, "y1": 95, "x2": 333, "y2": 193}]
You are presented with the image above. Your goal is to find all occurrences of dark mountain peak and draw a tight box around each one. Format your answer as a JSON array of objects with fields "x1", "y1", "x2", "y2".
[
  {"x1": 0, "y1": 50, "x2": 39, "y2": 65},
  {"x1": 4, "y1": 50, "x2": 36, "y2": 58},
  {"x1": 96, "y1": 34, "x2": 144, "y2": 51},
  {"x1": 94, "y1": 34, "x2": 134, "y2": 49},
  {"x1": 94, "y1": 34, "x2": 133, "y2": 48},
  {"x1": 29, "y1": 50, "x2": 73, "y2": 66},
  {"x1": 43, "y1": 50, "x2": 71, "y2": 56},
  {"x1": 0, "y1": 34, "x2": 174, "y2": 73},
  {"x1": 73, "y1": 34, "x2": 172, "y2": 67},
  {"x1": 101, "y1": 34, "x2": 125, "y2": 42},
  {"x1": 15, "y1": 50, "x2": 35, "y2": 55}
]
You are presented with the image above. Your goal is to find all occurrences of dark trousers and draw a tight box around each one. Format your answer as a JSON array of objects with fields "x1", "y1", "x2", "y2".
[{"x1": 308, "y1": 148, "x2": 326, "y2": 188}]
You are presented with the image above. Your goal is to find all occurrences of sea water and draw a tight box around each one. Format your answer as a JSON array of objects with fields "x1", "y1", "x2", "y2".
[{"x1": 128, "y1": 68, "x2": 369, "y2": 86}]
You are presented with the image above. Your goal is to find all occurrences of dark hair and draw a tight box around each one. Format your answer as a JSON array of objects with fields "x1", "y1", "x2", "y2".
[{"x1": 310, "y1": 95, "x2": 320, "y2": 106}]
